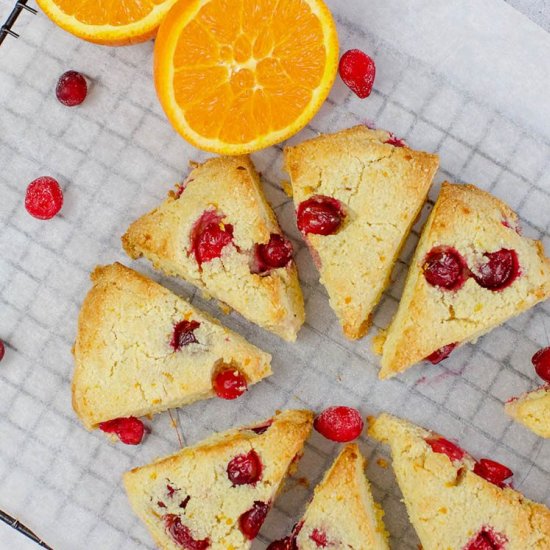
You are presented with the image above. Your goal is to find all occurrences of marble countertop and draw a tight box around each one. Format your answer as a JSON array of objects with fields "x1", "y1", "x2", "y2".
[{"x1": 506, "y1": 0, "x2": 549, "y2": 30}]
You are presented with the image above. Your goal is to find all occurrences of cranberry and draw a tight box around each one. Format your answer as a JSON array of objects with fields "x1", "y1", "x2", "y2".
[
  {"x1": 426, "y1": 437, "x2": 465, "y2": 462},
  {"x1": 249, "y1": 419, "x2": 273, "y2": 435},
  {"x1": 239, "y1": 501, "x2": 270, "y2": 540},
  {"x1": 25, "y1": 177, "x2": 64, "y2": 220},
  {"x1": 464, "y1": 527, "x2": 508, "y2": 550},
  {"x1": 164, "y1": 514, "x2": 210, "y2": 549},
  {"x1": 532, "y1": 347, "x2": 550, "y2": 383},
  {"x1": 423, "y1": 246, "x2": 468, "y2": 290},
  {"x1": 167, "y1": 484, "x2": 177, "y2": 497},
  {"x1": 425, "y1": 343, "x2": 458, "y2": 364},
  {"x1": 189, "y1": 210, "x2": 234, "y2": 266},
  {"x1": 472, "y1": 249, "x2": 519, "y2": 291},
  {"x1": 297, "y1": 195, "x2": 345, "y2": 236},
  {"x1": 253, "y1": 234, "x2": 293, "y2": 273},
  {"x1": 338, "y1": 49, "x2": 376, "y2": 98},
  {"x1": 310, "y1": 528, "x2": 328, "y2": 547},
  {"x1": 56, "y1": 70, "x2": 88, "y2": 107},
  {"x1": 180, "y1": 496, "x2": 191, "y2": 509},
  {"x1": 98, "y1": 417, "x2": 146, "y2": 445},
  {"x1": 170, "y1": 320, "x2": 200, "y2": 350},
  {"x1": 227, "y1": 450, "x2": 262, "y2": 485},
  {"x1": 158, "y1": 501, "x2": 167, "y2": 508},
  {"x1": 212, "y1": 365, "x2": 248, "y2": 400},
  {"x1": 267, "y1": 537, "x2": 295, "y2": 550},
  {"x1": 313, "y1": 406, "x2": 364, "y2": 442},
  {"x1": 0, "y1": 340, "x2": 4, "y2": 362},
  {"x1": 385, "y1": 133, "x2": 407, "y2": 147},
  {"x1": 474, "y1": 458, "x2": 513, "y2": 488}
]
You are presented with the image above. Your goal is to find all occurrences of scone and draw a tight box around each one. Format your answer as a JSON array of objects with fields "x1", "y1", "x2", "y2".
[
  {"x1": 369, "y1": 413, "x2": 550, "y2": 549},
  {"x1": 284, "y1": 125, "x2": 438, "y2": 339},
  {"x1": 124, "y1": 409, "x2": 313, "y2": 550},
  {"x1": 122, "y1": 155, "x2": 304, "y2": 342},
  {"x1": 377, "y1": 183, "x2": 550, "y2": 379},
  {"x1": 72, "y1": 263, "x2": 271, "y2": 429},
  {"x1": 505, "y1": 386, "x2": 550, "y2": 438},
  {"x1": 293, "y1": 444, "x2": 389, "y2": 549}
]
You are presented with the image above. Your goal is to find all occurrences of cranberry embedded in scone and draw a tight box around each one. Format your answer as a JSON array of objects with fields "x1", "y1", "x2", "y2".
[
  {"x1": 253, "y1": 234, "x2": 293, "y2": 273},
  {"x1": 267, "y1": 537, "x2": 296, "y2": 550},
  {"x1": 425, "y1": 436, "x2": 466, "y2": 462},
  {"x1": 472, "y1": 249, "x2": 519, "y2": 291},
  {"x1": 463, "y1": 526, "x2": 508, "y2": 550},
  {"x1": 425, "y1": 343, "x2": 457, "y2": 364},
  {"x1": 227, "y1": 450, "x2": 263, "y2": 486},
  {"x1": 239, "y1": 501, "x2": 270, "y2": 540},
  {"x1": 423, "y1": 246, "x2": 469, "y2": 290},
  {"x1": 385, "y1": 133, "x2": 406, "y2": 147},
  {"x1": 310, "y1": 528, "x2": 329, "y2": 547},
  {"x1": 297, "y1": 195, "x2": 345, "y2": 236},
  {"x1": 170, "y1": 320, "x2": 200, "y2": 350},
  {"x1": 532, "y1": 347, "x2": 550, "y2": 382},
  {"x1": 164, "y1": 514, "x2": 210, "y2": 549},
  {"x1": 473, "y1": 458, "x2": 513, "y2": 488},
  {"x1": 189, "y1": 210, "x2": 234, "y2": 266},
  {"x1": 99, "y1": 416, "x2": 146, "y2": 445},
  {"x1": 212, "y1": 365, "x2": 248, "y2": 399}
]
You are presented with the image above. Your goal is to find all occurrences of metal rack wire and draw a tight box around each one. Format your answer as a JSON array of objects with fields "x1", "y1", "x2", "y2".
[{"x1": 0, "y1": 0, "x2": 36, "y2": 46}]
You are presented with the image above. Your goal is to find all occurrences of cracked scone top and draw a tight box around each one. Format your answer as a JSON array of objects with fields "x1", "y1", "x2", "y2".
[
  {"x1": 72, "y1": 263, "x2": 271, "y2": 429},
  {"x1": 122, "y1": 155, "x2": 304, "y2": 341},
  {"x1": 369, "y1": 413, "x2": 550, "y2": 549},
  {"x1": 505, "y1": 386, "x2": 550, "y2": 438},
  {"x1": 124, "y1": 409, "x2": 313, "y2": 550},
  {"x1": 377, "y1": 183, "x2": 550, "y2": 379},
  {"x1": 293, "y1": 444, "x2": 389, "y2": 549},
  {"x1": 284, "y1": 125, "x2": 438, "y2": 339}
]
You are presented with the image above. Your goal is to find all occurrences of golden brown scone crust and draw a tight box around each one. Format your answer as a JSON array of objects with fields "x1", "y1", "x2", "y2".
[{"x1": 505, "y1": 385, "x2": 550, "y2": 438}]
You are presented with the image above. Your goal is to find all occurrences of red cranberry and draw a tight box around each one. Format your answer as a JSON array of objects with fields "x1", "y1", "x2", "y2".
[
  {"x1": 189, "y1": 210, "x2": 234, "y2": 266},
  {"x1": 338, "y1": 49, "x2": 376, "y2": 98},
  {"x1": 98, "y1": 417, "x2": 146, "y2": 445},
  {"x1": 426, "y1": 437, "x2": 465, "y2": 462},
  {"x1": 464, "y1": 527, "x2": 508, "y2": 550},
  {"x1": 0, "y1": 340, "x2": 4, "y2": 362},
  {"x1": 25, "y1": 177, "x2": 64, "y2": 220},
  {"x1": 239, "y1": 501, "x2": 270, "y2": 540},
  {"x1": 212, "y1": 365, "x2": 248, "y2": 400},
  {"x1": 167, "y1": 484, "x2": 177, "y2": 497},
  {"x1": 180, "y1": 496, "x2": 191, "y2": 509},
  {"x1": 267, "y1": 537, "x2": 296, "y2": 550},
  {"x1": 314, "y1": 406, "x2": 364, "y2": 442},
  {"x1": 474, "y1": 458, "x2": 513, "y2": 488},
  {"x1": 297, "y1": 196, "x2": 345, "y2": 236},
  {"x1": 56, "y1": 70, "x2": 88, "y2": 107},
  {"x1": 253, "y1": 234, "x2": 293, "y2": 273},
  {"x1": 249, "y1": 419, "x2": 273, "y2": 435},
  {"x1": 164, "y1": 514, "x2": 210, "y2": 549},
  {"x1": 385, "y1": 133, "x2": 407, "y2": 147},
  {"x1": 227, "y1": 450, "x2": 262, "y2": 485},
  {"x1": 170, "y1": 320, "x2": 200, "y2": 350},
  {"x1": 532, "y1": 347, "x2": 550, "y2": 383},
  {"x1": 472, "y1": 249, "x2": 519, "y2": 291},
  {"x1": 158, "y1": 501, "x2": 167, "y2": 508},
  {"x1": 425, "y1": 343, "x2": 458, "y2": 364},
  {"x1": 423, "y1": 246, "x2": 468, "y2": 290},
  {"x1": 310, "y1": 528, "x2": 328, "y2": 547}
]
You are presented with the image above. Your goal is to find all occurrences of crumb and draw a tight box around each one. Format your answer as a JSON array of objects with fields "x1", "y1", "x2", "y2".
[
  {"x1": 376, "y1": 458, "x2": 388, "y2": 469},
  {"x1": 281, "y1": 180, "x2": 293, "y2": 197}
]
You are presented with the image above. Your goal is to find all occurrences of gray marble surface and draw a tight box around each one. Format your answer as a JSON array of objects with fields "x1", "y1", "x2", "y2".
[{"x1": 506, "y1": 0, "x2": 550, "y2": 31}]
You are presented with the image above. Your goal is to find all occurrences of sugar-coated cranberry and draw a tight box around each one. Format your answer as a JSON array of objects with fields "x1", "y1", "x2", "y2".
[
  {"x1": 267, "y1": 537, "x2": 296, "y2": 550},
  {"x1": 239, "y1": 501, "x2": 270, "y2": 540},
  {"x1": 253, "y1": 234, "x2": 293, "y2": 273},
  {"x1": 98, "y1": 416, "x2": 146, "y2": 445},
  {"x1": 297, "y1": 195, "x2": 345, "y2": 236},
  {"x1": 56, "y1": 70, "x2": 88, "y2": 107},
  {"x1": 474, "y1": 458, "x2": 513, "y2": 488},
  {"x1": 170, "y1": 320, "x2": 200, "y2": 351},
  {"x1": 227, "y1": 450, "x2": 262, "y2": 485},
  {"x1": 385, "y1": 133, "x2": 407, "y2": 147},
  {"x1": 338, "y1": 49, "x2": 376, "y2": 98},
  {"x1": 310, "y1": 528, "x2": 328, "y2": 547},
  {"x1": 314, "y1": 406, "x2": 364, "y2": 442},
  {"x1": 532, "y1": 347, "x2": 550, "y2": 383},
  {"x1": 189, "y1": 210, "x2": 234, "y2": 266},
  {"x1": 471, "y1": 249, "x2": 519, "y2": 291},
  {"x1": 212, "y1": 365, "x2": 248, "y2": 400},
  {"x1": 426, "y1": 437, "x2": 465, "y2": 462},
  {"x1": 164, "y1": 514, "x2": 210, "y2": 549},
  {"x1": 25, "y1": 177, "x2": 64, "y2": 220},
  {"x1": 463, "y1": 526, "x2": 508, "y2": 550},
  {"x1": 0, "y1": 340, "x2": 4, "y2": 362},
  {"x1": 425, "y1": 343, "x2": 458, "y2": 364},
  {"x1": 423, "y1": 246, "x2": 468, "y2": 290}
]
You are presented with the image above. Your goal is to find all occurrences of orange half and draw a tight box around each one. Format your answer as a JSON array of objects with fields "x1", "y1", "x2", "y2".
[{"x1": 154, "y1": 0, "x2": 339, "y2": 154}]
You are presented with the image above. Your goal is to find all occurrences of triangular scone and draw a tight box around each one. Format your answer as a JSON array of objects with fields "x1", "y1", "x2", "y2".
[
  {"x1": 124, "y1": 410, "x2": 313, "y2": 550},
  {"x1": 369, "y1": 413, "x2": 550, "y2": 549},
  {"x1": 284, "y1": 126, "x2": 438, "y2": 339},
  {"x1": 72, "y1": 263, "x2": 271, "y2": 429},
  {"x1": 505, "y1": 386, "x2": 550, "y2": 438},
  {"x1": 377, "y1": 183, "x2": 550, "y2": 379},
  {"x1": 294, "y1": 444, "x2": 389, "y2": 549},
  {"x1": 122, "y1": 155, "x2": 304, "y2": 341}
]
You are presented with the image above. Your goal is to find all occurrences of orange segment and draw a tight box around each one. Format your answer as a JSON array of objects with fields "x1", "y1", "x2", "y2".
[
  {"x1": 154, "y1": 0, "x2": 339, "y2": 154},
  {"x1": 36, "y1": 0, "x2": 179, "y2": 45}
]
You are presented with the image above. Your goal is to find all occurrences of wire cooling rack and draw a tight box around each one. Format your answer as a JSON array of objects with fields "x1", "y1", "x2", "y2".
[{"x1": 0, "y1": 0, "x2": 36, "y2": 46}]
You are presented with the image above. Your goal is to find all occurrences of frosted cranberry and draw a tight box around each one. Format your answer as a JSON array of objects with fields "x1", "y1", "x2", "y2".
[
  {"x1": 474, "y1": 458, "x2": 513, "y2": 488},
  {"x1": 170, "y1": 320, "x2": 200, "y2": 350},
  {"x1": 267, "y1": 537, "x2": 295, "y2": 550},
  {"x1": 25, "y1": 177, "x2": 64, "y2": 220},
  {"x1": 472, "y1": 249, "x2": 519, "y2": 291},
  {"x1": 0, "y1": 340, "x2": 4, "y2": 362},
  {"x1": 385, "y1": 133, "x2": 407, "y2": 147},
  {"x1": 424, "y1": 246, "x2": 468, "y2": 290},
  {"x1": 314, "y1": 406, "x2": 364, "y2": 442},
  {"x1": 249, "y1": 419, "x2": 273, "y2": 435},
  {"x1": 99, "y1": 417, "x2": 145, "y2": 445},
  {"x1": 339, "y1": 49, "x2": 376, "y2": 98},
  {"x1": 56, "y1": 70, "x2": 88, "y2": 107},
  {"x1": 239, "y1": 501, "x2": 270, "y2": 540},
  {"x1": 425, "y1": 343, "x2": 458, "y2": 364},
  {"x1": 464, "y1": 527, "x2": 508, "y2": 550},
  {"x1": 426, "y1": 437, "x2": 465, "y2": 462},
  {"x1": 310, "y1": 528, "x2": 328, "y2": 547},
  {"x1": 212, "y1": 366, "x2": 248, "y2": 400},
  {"x1": 190, "y1": 210, "x2": 234, "y2": 266},
  {"x1": 297, "y1": 196, "x2": 345, "y2": 236},
  {"x1": 532, "y1": 347, "x2": 550, "y2": 383},
  {"x1": 227, "y1": 450, "x2": 262, "y2": 485},
  {"x1": 253, "y1": 234, "x2": 293, "y2": 273},
  {"x1": 164, "y1": 515, "x2": 210, "y2": 549}
]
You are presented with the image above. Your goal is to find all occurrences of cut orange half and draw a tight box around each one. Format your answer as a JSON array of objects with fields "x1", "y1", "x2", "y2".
[
  {"x1": 154, "y1": 0, "x2": 339, "y2": 154},
  {"x1": 36, "y1": 0, "x2": 179, "y2": 46}
]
